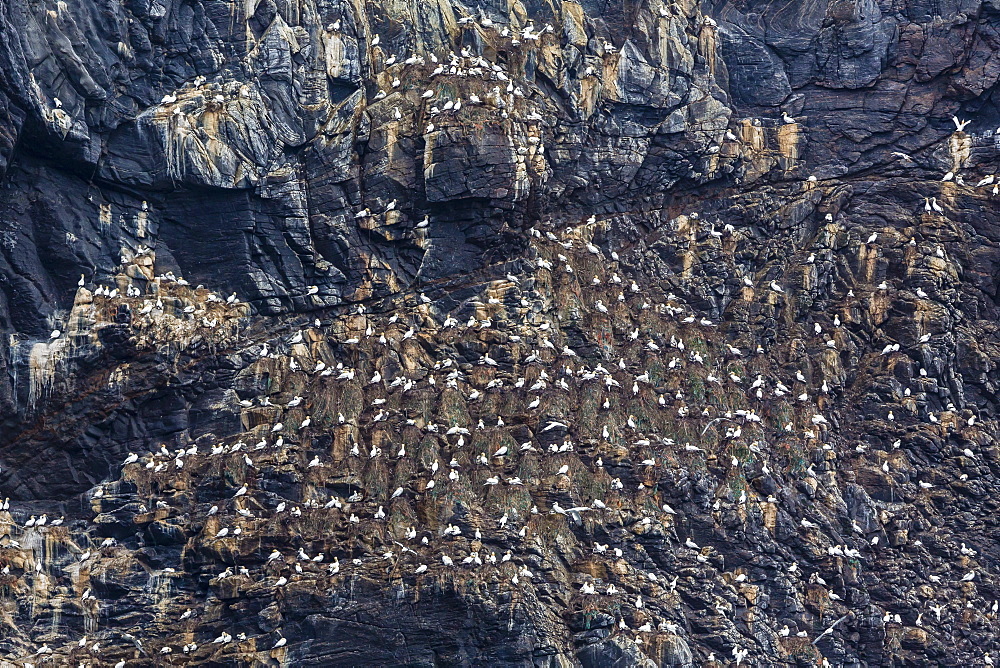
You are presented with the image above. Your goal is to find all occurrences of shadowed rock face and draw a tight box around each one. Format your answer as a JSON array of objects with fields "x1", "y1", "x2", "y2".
[{"x1": 0, "y1": 0, "x2": 999, "y2": 665}]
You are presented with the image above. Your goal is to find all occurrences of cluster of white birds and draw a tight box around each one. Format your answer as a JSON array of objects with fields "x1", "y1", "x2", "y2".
[
  {"x1": 3, "y1": 187, "x2": 993, "y2": 665},
  {"x1": 8, "y1": 18, "x2": 1000, "y2": 663}
]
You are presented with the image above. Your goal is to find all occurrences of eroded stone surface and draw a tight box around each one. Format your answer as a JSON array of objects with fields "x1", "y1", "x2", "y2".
[{"x1": 0, "y1": 0, "x2": 999, "y2": 665}]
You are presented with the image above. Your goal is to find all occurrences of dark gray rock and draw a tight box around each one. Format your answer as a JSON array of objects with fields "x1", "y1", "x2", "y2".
[{"x1": 0, "y1": 0, "x2": 999, "y2": 665}]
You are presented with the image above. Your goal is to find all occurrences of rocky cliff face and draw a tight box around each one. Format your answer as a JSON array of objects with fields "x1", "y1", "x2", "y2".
[{"x1": 0, "y1": 0, "x2": 999, "y2": 665}]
